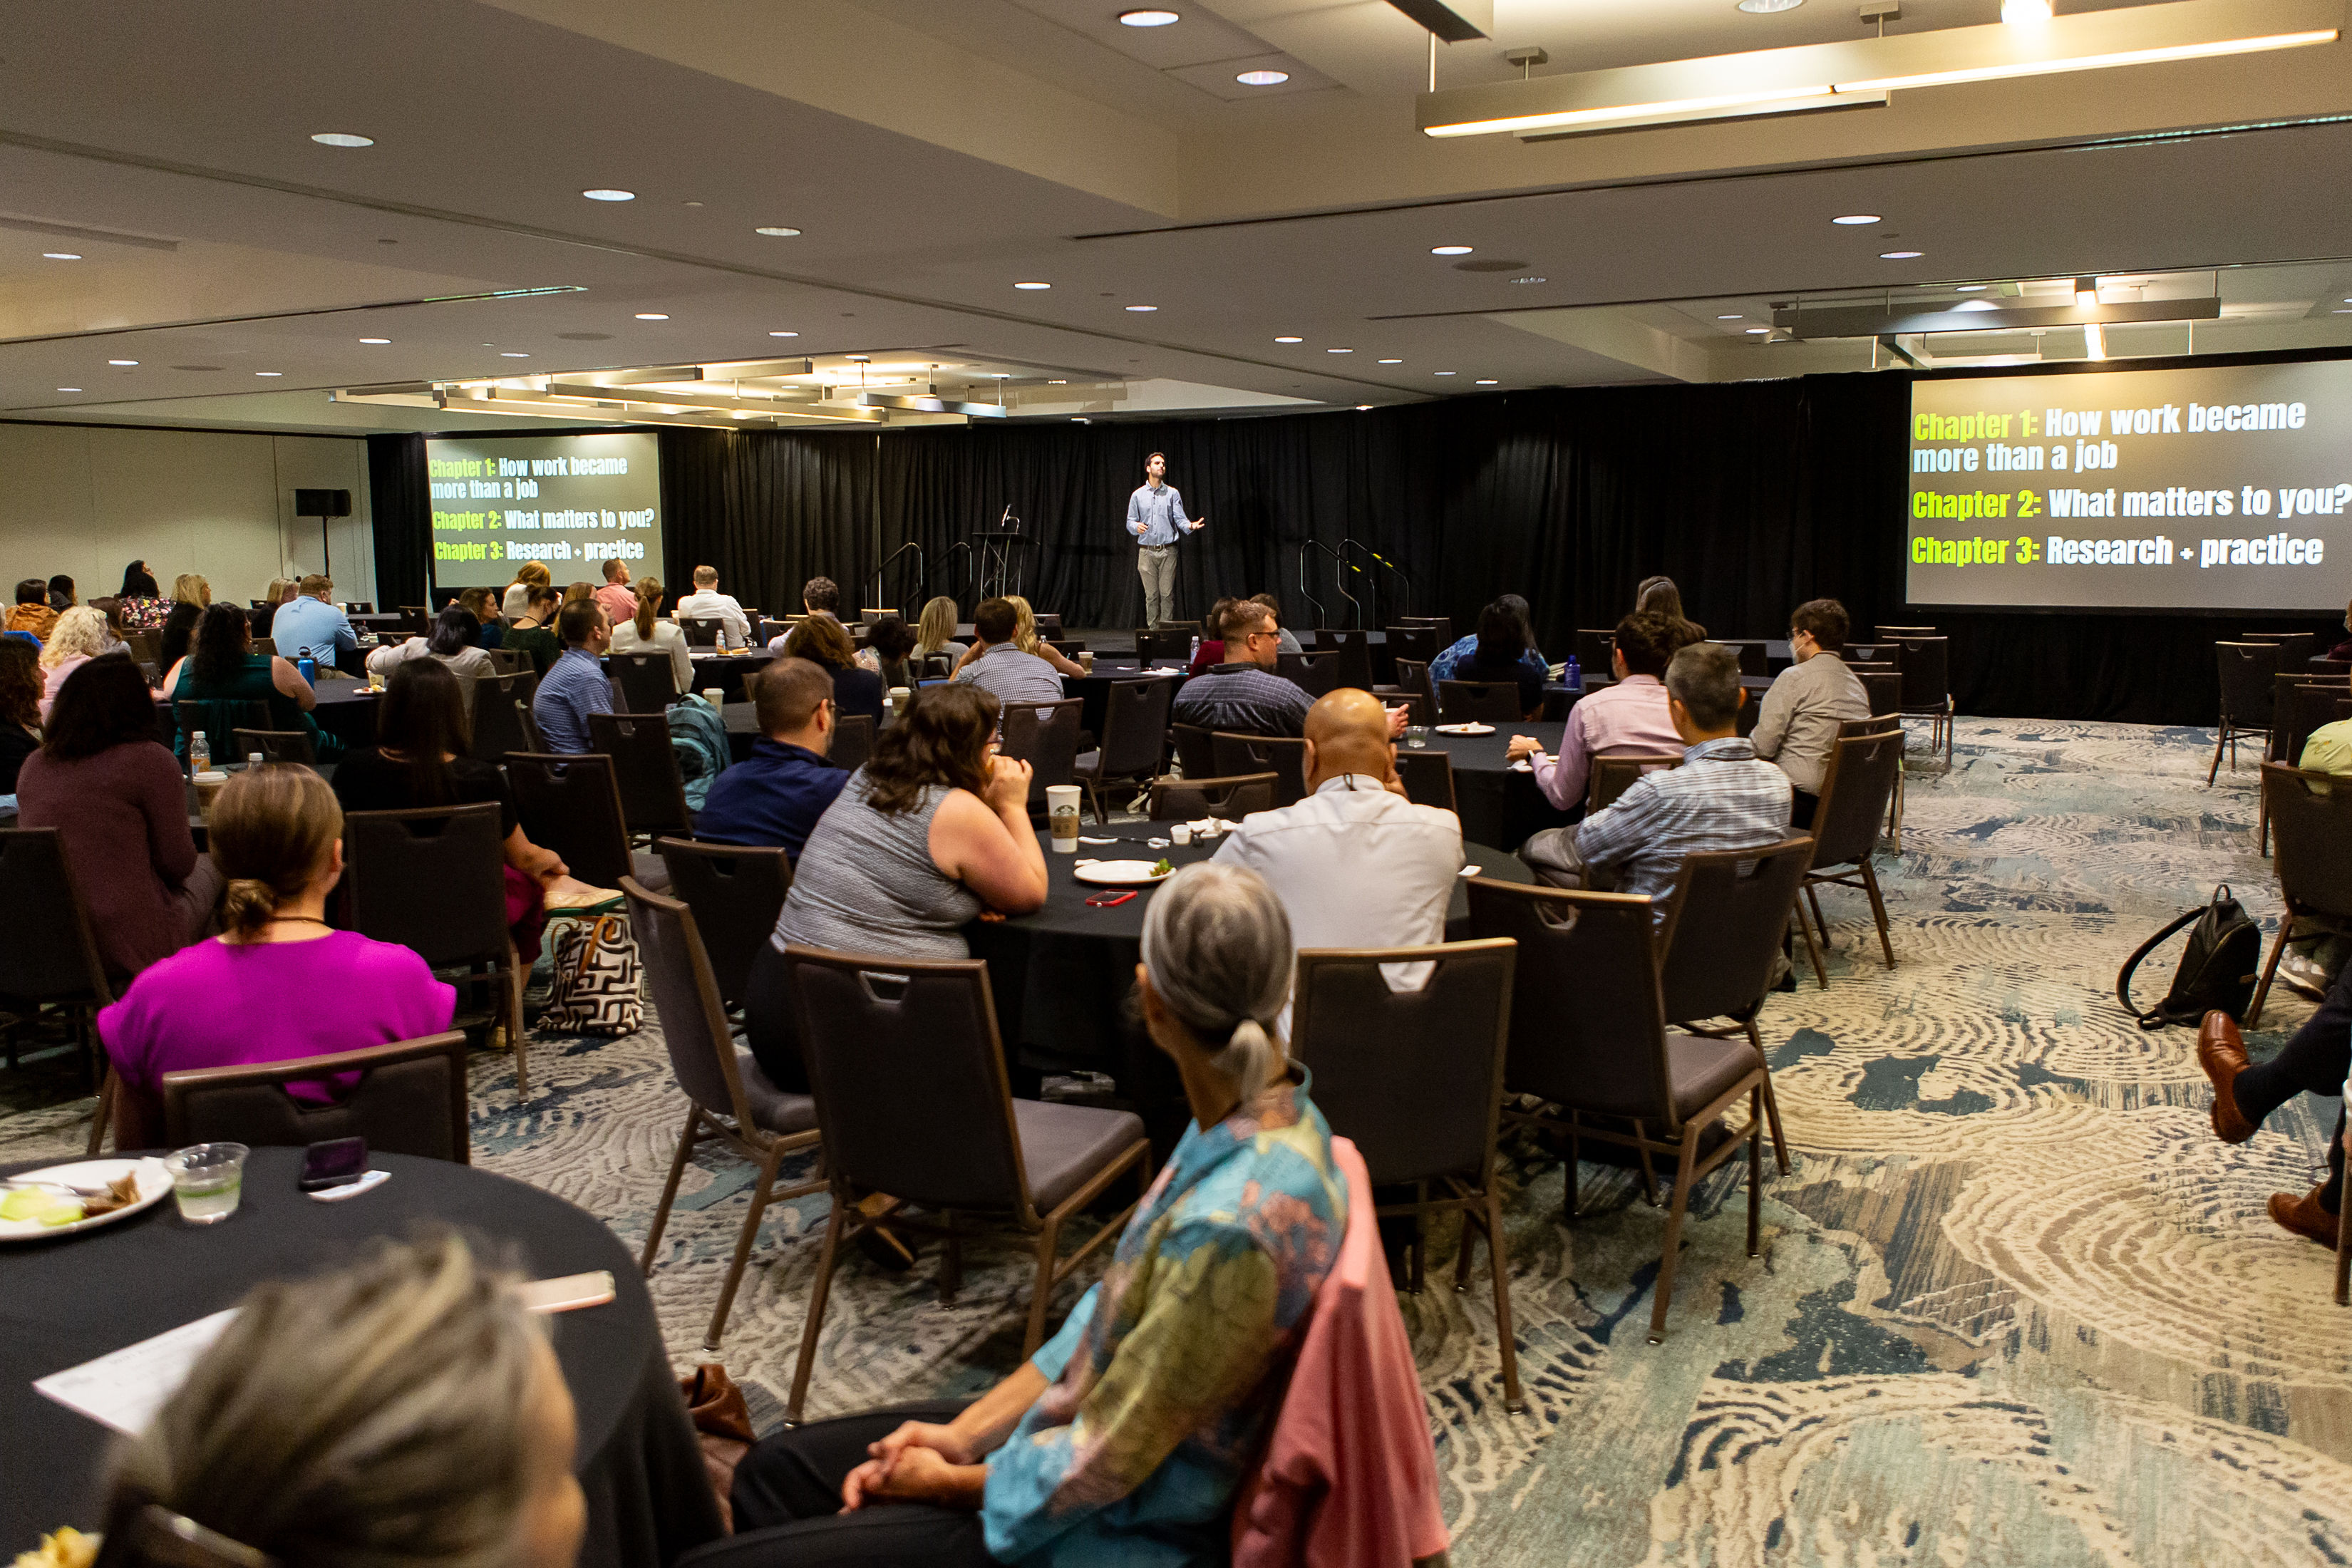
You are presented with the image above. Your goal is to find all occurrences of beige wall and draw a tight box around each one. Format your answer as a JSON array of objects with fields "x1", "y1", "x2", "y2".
[{"x1": 0, "y1": 423, "x2": 374, "y2": 609}]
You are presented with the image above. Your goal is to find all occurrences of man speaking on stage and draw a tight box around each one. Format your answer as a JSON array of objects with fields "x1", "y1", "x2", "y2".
[{"x1": 1126, "y1": 450, "x2": 1205, "y2": 627}]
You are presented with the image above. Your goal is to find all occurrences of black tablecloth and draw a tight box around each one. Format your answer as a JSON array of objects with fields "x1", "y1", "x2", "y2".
[
  {"x1": 1060, "y1": 661, "x2": 1187, "y2": 736},
  {"x1": 0, "y1": 1148, "x2": 721, "y2": 1568},
  {"x1": 1412, "y1": 721, "x2": 1574, "y2": 850},
  {"x1": 152, "y1": 675, "x2": 379, "y2": 749},
  {"x1": 666, "y1": 651, "x2": 775, "y2": 705}
]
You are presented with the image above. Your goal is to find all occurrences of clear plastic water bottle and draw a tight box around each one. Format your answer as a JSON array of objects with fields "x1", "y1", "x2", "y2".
[
  {"x1": 189, "y1": 730, "x2": 210, "y2": 773},
  {"x1": 1188, "y1": 635, "x2": 1200, "y2": 666},
  {"x1": 1565, "y1": 654, "x2": 1582, "y2": 693}
]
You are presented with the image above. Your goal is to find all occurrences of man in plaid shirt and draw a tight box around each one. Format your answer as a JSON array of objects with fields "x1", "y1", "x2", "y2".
[{"x1": 1522, "y1": 641, "x2": 1792, "y2": 915}]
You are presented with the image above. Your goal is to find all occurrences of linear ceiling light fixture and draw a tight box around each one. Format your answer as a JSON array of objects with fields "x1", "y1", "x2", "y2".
[{"x1": 1417, "y1": 0, "x2": 2340, "y2": 139}]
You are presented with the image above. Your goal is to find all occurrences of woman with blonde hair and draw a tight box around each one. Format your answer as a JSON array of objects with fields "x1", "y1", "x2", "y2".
[
  {"x1": 96, "y1": 1233, "x2": 585, "y2": 1568},
  {"x1": 252, "y1": 577, "x2": 296, "y2": 641},
  {"x1": 502, "y1": 559, "x2": 552, "y2": 620},
  {"x1": 96, "y1": 763, "x2": 455, "y2": 1149},
  {"x1": 607, "y1": 576, "x2": 690, "y2": 693},
  {"x1": 37, "y1": 606, "x2": 113, "y2": 720},
  {"x1": 912, "y1": 595, "x2": 966, "y2": 668},
  {"x1": 951, "y1": 594, "x2": 1081, "y2": 679},
  {"x1": 171, "y1": 572, "x2": 211, "y2": 608}
]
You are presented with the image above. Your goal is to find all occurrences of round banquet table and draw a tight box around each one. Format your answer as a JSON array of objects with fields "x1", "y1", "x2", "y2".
[
  {"x1": 0, "y1": 1148, "x2": 722, "y2": 1568},
  {"x1": 1059, "y1": 659, "x2": 1187, "y2": 736},
  {"x1": 672, "y1": 649, "x2": 774, "y2": 703},
  {"x1": 150, "y1": 673, "x2": 379, "y2": 751},
  {"x1": 1414, "y1": 720, "x2": 1576, "y2": 851}
]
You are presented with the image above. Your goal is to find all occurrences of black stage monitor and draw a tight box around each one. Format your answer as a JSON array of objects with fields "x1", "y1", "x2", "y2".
[{"x1": 294, "y1": 488, "x2": 351, "y2": 517}]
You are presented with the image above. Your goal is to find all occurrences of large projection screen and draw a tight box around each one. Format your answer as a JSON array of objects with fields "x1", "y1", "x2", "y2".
[
  {"x1": 426, "y1": 432, "x2": 661, "y2": 589},
  {"x1": 1907, "y1": 362, "x2": 2352, "y2": 611}
]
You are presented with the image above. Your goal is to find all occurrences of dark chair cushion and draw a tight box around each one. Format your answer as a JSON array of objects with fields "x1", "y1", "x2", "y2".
[
  {"x1": 1012, "y1": 1098, "x2": 1145, "y2": 1212},
  {"x1": 1666, "y1": 1032, "x2": 1763, "y2": 1121},
  {"x1": 734, "y1": 1048, "x2": 818, "y2": 1136},
  {"x1": 1072, "y1": 750, "x2": 1103, "y2": 776},
  {"x1": 630, "y1": 850, "x2": 673, "y2": 893}
]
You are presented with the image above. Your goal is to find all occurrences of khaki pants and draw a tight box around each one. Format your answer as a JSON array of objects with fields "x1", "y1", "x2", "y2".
[{"x1": 1136, "y1": 544, "x2": 1178, "y2": 627}]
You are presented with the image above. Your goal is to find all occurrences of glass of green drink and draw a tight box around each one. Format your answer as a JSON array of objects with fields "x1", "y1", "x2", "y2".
[{"x1": 163, "y1": 1143, "x2": 249, "y2": 1225}]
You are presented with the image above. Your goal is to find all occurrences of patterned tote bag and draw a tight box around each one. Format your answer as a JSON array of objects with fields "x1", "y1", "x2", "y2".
[{"x1": 541, "y1": 913, "x2": 642, "y2": 1035}]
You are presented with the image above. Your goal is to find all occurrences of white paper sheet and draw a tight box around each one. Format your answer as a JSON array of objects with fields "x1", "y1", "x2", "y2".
[{"x1": 34, "y1": 1309, "x2": 239, "y2": 1436}]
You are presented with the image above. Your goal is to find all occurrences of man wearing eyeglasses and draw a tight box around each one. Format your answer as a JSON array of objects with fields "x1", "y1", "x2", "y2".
[
  {"x1": 1170, "y1": 600, "x2": 1314, "y2": 738},
  {"x1": 1126, "y1": 451, "x2": 1204, "y2": 629}
]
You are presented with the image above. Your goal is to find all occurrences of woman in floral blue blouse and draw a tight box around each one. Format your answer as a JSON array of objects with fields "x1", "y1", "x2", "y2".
[{"x1": 717, "y1": 862, "x2": 1348, "y2": 1567}]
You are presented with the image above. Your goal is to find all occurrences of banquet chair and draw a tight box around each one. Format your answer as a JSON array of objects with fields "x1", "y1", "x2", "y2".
[
  {"x1": 468, "y1": 672, "x2": 541, "y2": 762},
  {"x1": 1713, "y1": 641, "x2": 1768, "y2": 677},
  {"x1": 125, "y1": 629, "x2": 162, "y2": 665},
  {"x1": 998, "y1": 696, "x2": 1084, "y2": 809},
  {"x1": 1656, "y1": 840, "x2": 1815, "y2": 1174},
  {"x1": 625, "y1": 880, "x2": 824, "y2": 1353},
  {"x1": 1277, "y1": 649, "x2": 1339, "y2": 700},
  {"x1": 1134, "y1": 629, "x2": 1192, "y2": 665},
  {"x1": 1889, "y1": 636, "x2": 1954, "y2": 771},
  {"x1": 1574, "y1": 629, "x2": 1616, "y2": 674},
  {"x1": 1395, "y1": 749, "x2": 1457, "y2": 813},
  {"x1": 1147, "y1": 772, "x2": 1276, "y2": 821},
  {"x1": 1386, "y1": 624, "x2": 1438, "y2": 671},
  {"x1": 654, "y1": 839, "x2": 792, "y2": 1013},
  {"x1": 1073, "y1": 676, "x2": 1175, "y2": 824},
  {"x1": 0, "y1": 828, "x2": 118, "y2": 1151},
  {"x1": 830, "y1": 713, "x2": 875, "y2": 773},
  {"x1": 1795, "y1": 731, "x2": 1905, "y2": 988},
  {"x1": 1396, "y1": 614, "x2": 1454, "y2": 649},
  {"x1": 1212, "y1": 732, "x2": 1308, "y2": 807},
  {"x1": 2247, "y1": 763, "x2": 2352, "y2": 1028},
  {"x1": 486, "y1": 646, "x2": 530, "y2": 676},
  {"x1": 612, "y1": 651, "x2": 678, "y2": 711},
  {"x1": 398, "y1": 604, "x2": 430, "y2": 633},
  {"x1": 250, "y1": 637, "x2": 277, "y2": 658},
  {"x1": 2254, "y1": 674, "x2": 2348, "y2": 851},
  {"x1": 1390, "y1": 658, "x2": 1438, "y2": 727},
  {"x1": 589, "y1": 713, "x2": 696, "y2": 843},
  {"x1": 161, "y1": 1032, "x2": 470, "y2": 1162},
  {"x1": 1465, "y1": 878, "x2": 1766, "y2": 1343},
  {"x1": 680, "y1": 616, "x2": 724, "y2": 649},
  {"x1": 1876, "y1": 624, "x2": 1934, "y2": 641},
  {"x1": 175, "y1": 698, "x2": 270, "y2": 768},
  {"x1": 1311, "y1": 627, "x2": 1375, "y2": 691},
  {"x1": 2208, "y1": 641, "x2": 2281, "y2": 782},
  {"x1": 1840, "y1": 713, "x2": 1907, "y2": 849},
  {"x1": 1589, "y1": 753, "x2": 1681, "y2": 815},
  {"x1": 231, "y1": 728, "x2": 316, "y2": 765},
  {"x1": 1171, "y1": 721, "x2": 1219, "y2": 780},
  {"x1": 918, "y1": 653, "x2": 956, "y2": 681},
  {"x1": 780, "y1": 946, "x2": 1150, "y2": 1420},
  {"x1": 1439, "y1": 681, "x2": 1522, "y2": 725},
  {"x1": 1855, "y1": 669, "x2": 1902, "y2": 728},
  {"x1": 507, "y1": 752, "x2": 664, "y2": 892},
  {"x1": 1289, "y1": 938, "x2": 1522, "y2": 1409},
  {"x1": 2242, "y1": 630, "x2": 2319, "y2": 674},
  {"x1": 343, "y1": 804, "x2": 532, "y2": 1098}
]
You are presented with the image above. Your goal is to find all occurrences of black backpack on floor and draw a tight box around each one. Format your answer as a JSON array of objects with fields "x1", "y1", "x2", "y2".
[{"x1": 2115, "y1": 884, "x2": 2262, "y2": 1031}]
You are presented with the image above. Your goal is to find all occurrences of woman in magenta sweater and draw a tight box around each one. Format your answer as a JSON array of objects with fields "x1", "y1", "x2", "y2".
[{"x1": 98, "y1": 764, "x2": 455, "y2": 1149}]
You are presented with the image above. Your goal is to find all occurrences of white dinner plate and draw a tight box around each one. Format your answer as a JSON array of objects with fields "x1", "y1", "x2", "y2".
[
  {"x1": 1073, "y1": 859, "x2": 1174, "y2": 886},
  {"x1": 1508, "y1": 759, "x2": 1533, "y2": 773},
  {"x1": 1435, "y1": 723, "x2": 1496, "y2": 736},
  {"x1": 0, "y1": 1157, "x2": 172, "y2": 1242}
]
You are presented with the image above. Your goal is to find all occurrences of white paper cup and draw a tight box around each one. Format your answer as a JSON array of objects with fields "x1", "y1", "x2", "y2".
[
  {"x1": 1047, "y1": 785, "x2": 1083, "y2": 851},
  {"x1": 703, "y1": 688, "x2": 725, "y2": 707},
  {"x1": 889, "y1": 686, "x2": 912, "y2": 716},
  {"x1": 1170, "y1": 823, "x2": 1192, "y2": 847}
]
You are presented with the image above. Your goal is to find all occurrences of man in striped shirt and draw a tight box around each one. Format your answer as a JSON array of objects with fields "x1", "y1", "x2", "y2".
[{"x1": 1521, "y1": 641, "x2": 1791, "y2": 915}]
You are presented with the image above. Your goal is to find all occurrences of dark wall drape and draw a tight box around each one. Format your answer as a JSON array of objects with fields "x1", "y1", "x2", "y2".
[
  {"x1": 365, "y1": 433, "x2": 429, "y2": 611},
  {"x1": 656, "y1": 428, "x2": 877, "y2": 619}
]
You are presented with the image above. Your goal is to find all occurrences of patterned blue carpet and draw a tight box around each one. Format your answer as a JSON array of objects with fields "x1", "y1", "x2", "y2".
[{"x1": 4, "y1": 717, "x2": 2346, "y2": 1565}]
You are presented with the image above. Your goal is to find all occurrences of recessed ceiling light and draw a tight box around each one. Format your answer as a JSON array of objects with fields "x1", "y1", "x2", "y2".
[
  {"x1": 56, "y1": 386, "x2": 80, "y2": 392},
  {"x1": 500, "y1": 351, "x2": 531, "y2": 358},
  {"x1": 1738, "y1": 0, "x2": 1802, "y2": 11},
  {"x1": 1378, "y1": 357, "x2": 1403, "y2": 363},
  {"x1": 1475, "y1": 378, "x2": 1499, "y2": 385},
  {"x1": 2002, "y1": 0, "x2": 2053, "y2": 21},
  {"x1": 42, "y1": 252, "x2": 81, "y2": 260},
  {"x1": 310, "y1": 132, "x2": 373, "y2": 148},
  {"x1": 1745, "y1": 327, "x2": 1770, "y2": 334},
  {"x1": 769, "y1": 330, "x2": 799, "y2": 337},
  {"x1": 1356, "y1": 403, "x2": 1373, "y2": 411},
  {"x1": 1880, "y1": 250, "x2": 1924, "y2": 260},
  {"x1": 1832, "y1": 214, "x2": 1882, "y2": 225},
  {"x1": 108, "y1": 359, "x2": 138, "y2": 366},
  {"x1": 1125, "y1": 304, "x2": 1158, "y2": 311},
  {"x1": 1431, "y1": 244, "x2": 1473, "y2": 256},
  {"x1": 1014, "y1": 281, "x2": 1051, "y2": 290},
  {"x1": 359, "y1": 337, "x2": 391, "y2": 344},
  {"x1": 582, "y1": 188, "x2": 635, "y2": 202},
  {"x1": 1327, "y1": 347, "x2": 1353, "y2": 354},
  {"x1": 1510, "y1": 275, "x2": 1547, "y2": 284},
  {"x1": 1275, "y1": 336, "x2": 1304, "y2": 343},
  {"x1": 255, "y1": 371, "x2": 283, "y2": 376},
  {"x1": 1120, "y1": 7, "x2": 1181, "y2": 23},
  {"x1": 1435, "y1": 370, "x2": 1457, "y2": 376},
  {"x1": 1956, "y1": 284, "x2": 1990, "y2": 292},
  {"x1": 1048, "y1": 378, "x2": 1068, "y2": 384},
  {"x1": 635, "y1": 312, "x2": 669, "y2": 320},
  {"x1": 1235, "y1": 68, "x2": 1289, "y2": 86},
  {"x1": 754, "y1": 226, "x2": 801, "y2": 237},
  {"x1": 1718, "y1": 313, "x2": 1745, "y2": 319}
]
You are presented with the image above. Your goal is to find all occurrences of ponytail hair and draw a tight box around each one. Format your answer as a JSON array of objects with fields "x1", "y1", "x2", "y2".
[
  {"x1": 207, "y1": 764, "x2": 341, "y2": 941},
  {"x1": 634, "y1": 577, "x2": 662, "y2": 641},
  {"x1": 1140, "y1": 862, "x2": 1293, "y2": 1105}
]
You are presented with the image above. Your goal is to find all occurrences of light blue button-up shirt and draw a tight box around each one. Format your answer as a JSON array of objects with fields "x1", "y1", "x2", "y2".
[
  {"x1": 1126, "y1": 482, "x2": 1190, "y2": 548},
  {"x1": 269, "y1": 595, "x2": 357, "y2": 659}
]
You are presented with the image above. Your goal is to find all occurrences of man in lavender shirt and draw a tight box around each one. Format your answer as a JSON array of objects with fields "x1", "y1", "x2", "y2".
[{"x1": 1506, "y1": 610, "x2": 1688, "y2": 814}]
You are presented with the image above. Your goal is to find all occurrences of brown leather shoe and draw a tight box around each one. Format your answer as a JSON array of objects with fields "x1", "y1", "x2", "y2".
[
  {"x1": 2268, "y1": 1185, "x2": 2342, "y2": 1248},
  {"x1": 2197, "y1": 1011, "x2": 2256, "y2": 1144}
]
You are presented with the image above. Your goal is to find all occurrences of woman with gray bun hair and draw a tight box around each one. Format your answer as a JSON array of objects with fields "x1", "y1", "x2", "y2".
[{"x1": 718, "y1": 862, "x2": 1349, "y2": 1564}]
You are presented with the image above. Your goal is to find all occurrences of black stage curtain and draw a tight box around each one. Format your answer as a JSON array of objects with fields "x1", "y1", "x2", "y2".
[
  {"x1": 365, "y1": 433, "x2": 430, "y2": 612},
  {"x1": 657, "y1": 428, "x2": 877, "y2": 620}
]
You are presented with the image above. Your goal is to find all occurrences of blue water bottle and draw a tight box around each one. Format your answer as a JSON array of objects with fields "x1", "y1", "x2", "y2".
[
  {"x1": 297, "y1": 655, "x2": 318, "y2": 686},
  {"x1": 1565, "y1": 654, "x2": 1582, "y2": 693}
]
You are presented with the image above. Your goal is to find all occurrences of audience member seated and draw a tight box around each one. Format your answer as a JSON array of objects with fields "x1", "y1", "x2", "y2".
[
  {"x1": 1250, "y1": 591, "x2": 1304, "y2": 655},
  {"x1": 1172, "y1": 597, "x2": 1314, "y2": 738},
  {"x1": 113, "y1": 559, "x2": 172, "y2": 632},
  {"x1": 366, "y1": 604, "x2": 497, "y2": 693},
  {"x1": 743, "y1": 683, "x2": 1042, "y2": 1091},
  {"x1": 8, "y1": 577, "x2": 58, "y2": 641},
  {"x1": 1520, "y1": 641, "x2": 1791, "y2": 908},
  {"x1": 18, "y1": 656, "x2": 221, "y2": 977},
  {"x1": 676, "y1": 564, "x2": 751, "y2": 650},
  {"x1": 95, "y1": 763, "x2": 456, "y2": 1147},
  {"x1": 173, "y1": 572, "x2": 213, "y2": 610},
  {"x1": 1507, "y1": 609, "x2": 1686, "y2": 810},
  {"x1": 37, "y1": 605, "x2": 111, "y2": 720},
  {"x1": 2332, "y1": 597, "x2": 2352, "y2": 663},
  {"x1": 608, "y1": 577, "x2": 691, "y2": 694},
  {"x1": 502, "y1": 559, "x2": 553, "y2": 620},
  {"x1": 593, "y1": 557, "x2": 639, "y2": 624},
  {"x1": 1429, "y1": 592, "x2": 1546, "y2": 684},
  {"x1": 951, "y1": 597, "x2": 1068, "y2": 707},
  {"x1": 0, "y1": 638, "x2": 41, "y2": 795},
  {"x1": 270, "y1": 573, "x2": 359, "y2": 664},
  {"x1": 46, "y1": 574, "x2": 75, "y2": 613},
  {"x1": 912, "y1": 594, "x2": 966, "y2": 668},
  {"x1": 866, "y1": 613, "x2": 919, "y2": 692},
  {"x1": 530, "y1": 599, "x2": 613, "y2": 754},
  {"x1": 802, "y1": 574, "x2": 844, "y2": 621},
  {"x1": 251, "y1": 576, "x2": 295, "y2": 640},
  {"x1": 94, "y1": 1233, "x2": 585, "y2": 1568},
  {"x1": 1186, "y1": 596, "x2": 1234, "y2": 676},
  {"x1": 1008, "y1": 596, "x2": 1083, "y2": 676},
  {"x1": 724, "y1": 862, "x2": 1341, "y2": 1565},
  {"x1": 1635, "y1": 574, "x2": 1708, "y2": 641},
  {"x1": 504, "y1": 582, "x2": 564, "y2": 674},
  {"x1": 694, "y1": 656, "x2": 852, "y2": 857},
  {"x1": 2199, "y1": 972, "x2": 2352, "y2": 1246},
  {"x1": 457, "y1": 584, "x2": 507, "y2": 648},
  {"x1": 1751, "y1": 596, "x2": 1869, "y2": 827},
  {"x1": 157, "y1": 599, "x2": 205, "y2": 677},
  {"x1": 1212, "y1": 688, "x2": 1463, "y2": 1031},
  {"x1": 1453, "y1": 599, "x2": 1547, "y2": 718},
  {"x1": 784, "y1": 612, "x2": 887, "y2": 726},
  {"x1": 336, "y1": 659, "x2": 612, "y2": 950},
  {"x1": 165, "y1": 602, "x2": 339, "y2": 762}
]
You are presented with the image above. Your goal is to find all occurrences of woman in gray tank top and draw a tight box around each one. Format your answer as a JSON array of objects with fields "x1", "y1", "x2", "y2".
[{"x1": 744, "y1": 683, "x2": 1049, "y2": 1092}]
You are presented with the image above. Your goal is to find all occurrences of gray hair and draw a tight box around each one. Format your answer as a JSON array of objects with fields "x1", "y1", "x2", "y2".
[
  {"x1": 107, "y1": 1233, "x2": 547, "y2": 1568},
  {"x1": 1140, "y1": 862, "x2": 1294, "y2": 1104},
  {"x1": 1666, "y1": 641, "x2": 1742, "y2": 731}
]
